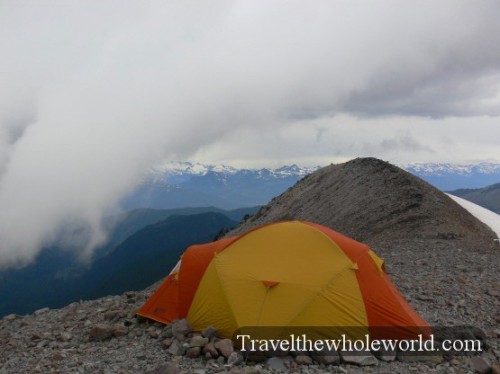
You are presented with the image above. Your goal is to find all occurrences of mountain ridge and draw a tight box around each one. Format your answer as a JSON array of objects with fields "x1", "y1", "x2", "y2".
[{"x1": 227, "y1": 157, "x2": 497, "y2": 250}]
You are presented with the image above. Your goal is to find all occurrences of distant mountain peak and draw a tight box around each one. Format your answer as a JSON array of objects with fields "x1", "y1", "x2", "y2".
[
  {"x1": 149, "y1": 161, "x2": 238, "y2": 177},
  {"x1": 123, "y1": 162, "x2": 319, "y2": 211},
  {"x1": 401, "y1": 161, "x2": 500, "y2": 175},
  {"x1": 145, "y1": 161, "x2": 318, "y2": 183},
  {"x1": 400, "y1": 161, "x2": 500, "y2": 190}
]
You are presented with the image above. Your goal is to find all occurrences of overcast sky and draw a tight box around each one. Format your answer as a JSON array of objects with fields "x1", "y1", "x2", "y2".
[{"x1": 1, "y1": 0, "x2": 500, "y2": 266}]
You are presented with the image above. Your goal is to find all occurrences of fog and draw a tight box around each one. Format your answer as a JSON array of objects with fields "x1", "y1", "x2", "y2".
[{"x1": 1, "y1": 1, "x2": 499, "y2": 266}]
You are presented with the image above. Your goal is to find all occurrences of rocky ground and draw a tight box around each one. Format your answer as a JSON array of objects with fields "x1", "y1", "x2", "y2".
[
  {"x1": 1, "y1": 236, "x2": 498, "y2": 374},
  {"x1": 1, "y1": 158, "x2": 499, "y2": 373}
]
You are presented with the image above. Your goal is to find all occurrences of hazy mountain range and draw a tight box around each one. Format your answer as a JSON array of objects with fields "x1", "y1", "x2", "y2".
[
  {"x1": 122, "y1": 161, "x2": 500, "y2": 211},
  {"x1": 403, "y1": 162, "x2": 500, "y2": 190},
  {"x1": 122, "y1": 163, "x2": 319, "y2": 210}
]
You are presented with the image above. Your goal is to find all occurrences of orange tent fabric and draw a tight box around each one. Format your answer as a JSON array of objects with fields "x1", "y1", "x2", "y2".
[
  {"x1": 138, "y1": 221, "x2": 430, "y2": 340},
  {"x1": 139, "y1": 236, "x2": 238, "y2": 323}
]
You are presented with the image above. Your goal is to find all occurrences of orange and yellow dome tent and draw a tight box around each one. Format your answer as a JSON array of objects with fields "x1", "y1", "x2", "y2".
[{"x1": 138, "y1": 221, "x2": 430, "y2": 340}]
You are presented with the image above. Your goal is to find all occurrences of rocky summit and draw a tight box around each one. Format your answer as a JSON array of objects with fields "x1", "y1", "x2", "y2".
[
  {"x1": 228, "y1": 157, "x2": 497, "y2": 248},
  {"x1": 1, "y1": 157, "x2": 499, "y2": 373}
]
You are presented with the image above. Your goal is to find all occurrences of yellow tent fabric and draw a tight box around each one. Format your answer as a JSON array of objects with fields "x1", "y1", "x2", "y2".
[
  {"x1": 138, "y1": 221, "x2": 430, "y2": 341},
  {"x1": 187, "y1": 222, "x2": 368, "y2": 338}
]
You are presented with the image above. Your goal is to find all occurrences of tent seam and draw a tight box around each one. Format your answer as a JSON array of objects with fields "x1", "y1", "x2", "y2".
[{"x1": 211, "y1": 255, "x2": 241, "y2": 329}]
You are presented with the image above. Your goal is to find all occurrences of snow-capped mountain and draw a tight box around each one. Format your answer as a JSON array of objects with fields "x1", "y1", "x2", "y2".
[
  {"x1": 121, "y1": 160, "x2": 500, "y2": 211},
  {"x1": 147, "y1": 162, "x2": 239, "y2": 184},
  {"x1": 122, "y1": 162, "x2": 318, "y2": 210},
  {"x1": 401, "y1": 162, "x2": 500, "y2": 190},
  {"x1": 147, "y1": 161, "x2": 315, "y2": 183},
  {"x1": 402, "y1": 162, "x2": 500, "y2": 175}
]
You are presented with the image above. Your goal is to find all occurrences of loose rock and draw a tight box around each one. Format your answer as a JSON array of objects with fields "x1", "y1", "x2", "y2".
[
  {"x1": 311, "y1": 347, "x2": 340, "y2": 365},
  {"x1": 148, "y1": 328, "x2": 161, "y2": 338},
  {"x1": 57, "y1": 332, "x2": 73, "y2": 342},
  {"x1": 203, "y1": 342, "x2": 219, "y2": 358},
  {"x1": 202, "y1": 326, "x2": 218, "y2": 340},
  {"x1": 171, "y1": 319, "x2": 192, "y2": 336},
  {"x1": 339, "y1": 351, "x2": 378, "y2": 366},
  {"x1": 214, "y1": 338, "x2": 234, "y2": 358},
  {"x1": 373, "y1": 348, "x2": 397, "y2": 362},
  {"x1": 161, "y1": 337, "x2": 174, "y2": 349},
  {"x1": 186, "y1": 346, "x2": 201, "y2": 358},
  {"x1": 88, "y1": 325, "x2": 114, "y2": 342},
  {"x1": 265, "y1": 357, "x2": 288, "y2": 372},
  {"x1": 167, "y1": 339, "x2": 184, "y2": 356},
  {"x1": 148, "y1": 363, "x2": 180, "y2": 374},
  {"x1": 295, "y1": 355, "x2": 313, "y2": 365},
  {"x1": 469, "y1": 356, "x2": 491, "y2": 374},
  {"x1": 189, "y1": 335, "x2": 209, "y2": 348},
  {"x1": 3, "y1": 314, "x2": 18, "y2": 321},
  {"x1": 112, "y1": 325, "x2": 129, "y2": 337},
  {"x1": 228, "y1": 351, "x2": 244, "y2": 366}
]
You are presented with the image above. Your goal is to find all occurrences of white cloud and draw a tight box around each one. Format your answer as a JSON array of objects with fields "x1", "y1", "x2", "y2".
[
  {"x1": 193, "y1": 115, "x2": 500, "y2": 167},
  {"x1": 0, "y1": 0, "x2": 500, "y2": 266}
]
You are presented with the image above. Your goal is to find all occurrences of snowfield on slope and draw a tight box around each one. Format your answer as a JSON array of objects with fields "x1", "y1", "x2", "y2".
[{"x1": 447, "y1": 193, "x2": 500, "y2": 241}]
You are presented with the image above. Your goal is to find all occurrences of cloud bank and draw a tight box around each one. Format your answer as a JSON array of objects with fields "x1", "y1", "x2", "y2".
[{"x1": 1, "y1": 0, "x2": 500, "y2": 266}]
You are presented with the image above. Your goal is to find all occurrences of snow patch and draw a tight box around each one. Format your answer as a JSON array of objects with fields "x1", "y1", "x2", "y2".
[{"x1": 447, "y1": 193, "x2": 500, "y2": 241}]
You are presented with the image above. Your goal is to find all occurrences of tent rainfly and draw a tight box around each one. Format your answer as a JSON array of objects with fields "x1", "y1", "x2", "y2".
[{"x1": 138, "y1": 221, "x2": 430, "y2": 340}]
